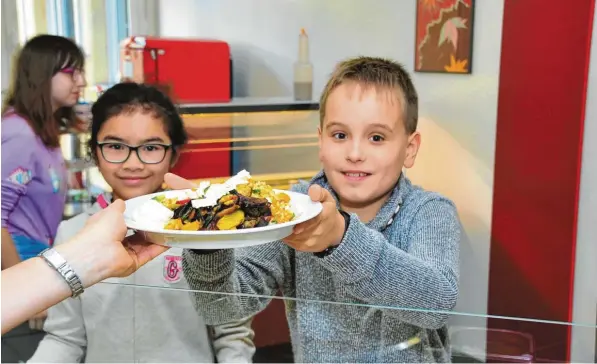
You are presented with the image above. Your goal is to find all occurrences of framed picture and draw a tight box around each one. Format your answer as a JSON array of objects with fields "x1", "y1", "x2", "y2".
[{"x1": 415, "y1": 0, "x2": 475, "y2": 74}]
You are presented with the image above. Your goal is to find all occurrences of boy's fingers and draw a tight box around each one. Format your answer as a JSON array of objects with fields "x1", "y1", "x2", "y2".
[
  {"x1": 308, "y1": 184, "x2": 334, "y2": 203},
  {"x1": 307, "y1": 185, "x2": 324, "y2": 202}
]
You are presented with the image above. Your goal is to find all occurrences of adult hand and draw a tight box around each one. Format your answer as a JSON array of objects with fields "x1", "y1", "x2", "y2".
[
  {"x1": 55, "y1": 200, "x2": 169, "y2": 287},
  {"x1": 164, "y1": 172, "x2": 196, "y2": 190},
  {"x1": 282, "y1": 185, "x2": 346, "y2": 253}
]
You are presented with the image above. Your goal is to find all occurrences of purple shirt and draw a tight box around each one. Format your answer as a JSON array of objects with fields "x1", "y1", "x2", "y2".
[{"x1": 1, "y1": 111, "x2": 67, "y2": 247}]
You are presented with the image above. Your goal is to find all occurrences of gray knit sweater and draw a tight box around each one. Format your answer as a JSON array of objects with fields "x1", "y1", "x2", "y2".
[{"x1": 182, "y1": 171, "x2": 461, "y2": 363}]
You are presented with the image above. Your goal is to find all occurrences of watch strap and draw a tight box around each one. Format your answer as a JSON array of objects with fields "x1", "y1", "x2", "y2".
[
  {"x1": 39, "y1": 248, "x2": 85, "y2": 298},
  {"x1": 314, "y1": 210, "x2": 350, "y2": 258}
]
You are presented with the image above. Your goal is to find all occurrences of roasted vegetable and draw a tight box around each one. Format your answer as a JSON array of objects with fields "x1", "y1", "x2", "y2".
[
  {"x1": 256, "y1": 216, "x2": 272, "y2": 227},
  {"x1": 187, "y1": 209, "x2": 197, "y2": 222},
  {"x1": 242, "y1": 218, "x2": 259, "y2": 229},
  {"x1": 216, "y1": 205, "x2": 240, "y2": 217},
  {"x1": 164, "y1": 218, "x2": 183, "y2": 230},
  {"x1": 181, "y1": 220, "x2": 202, "y2": 231},
  {"x1": 238, "y1": 194, "x2": 270, "y2": 218},
  {"x1": 216, "y1": 210, "x2": 245, "y2": 230},
  {"x1": 219, "y1": 194, "x2": 238, "y2": 206},
  {"x1": 235, "y1": 184, "x2": 252, "y2": 197},
  {"x1": 173, "y1": 203, "x2": 193, "y2": 220},
  {"x1": 202, "y1": 211, "x2": 216, "y2": 227}
]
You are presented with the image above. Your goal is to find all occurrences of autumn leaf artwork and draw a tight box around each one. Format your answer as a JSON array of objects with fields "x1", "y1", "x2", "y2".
[{"x1": 415, "y1": 0, "x2": 475, "y2": 74}]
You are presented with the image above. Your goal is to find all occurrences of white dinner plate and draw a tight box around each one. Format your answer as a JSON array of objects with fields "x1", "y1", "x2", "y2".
[{"x1": 124, "y1": 189, "x2": 323, "y2": 249}]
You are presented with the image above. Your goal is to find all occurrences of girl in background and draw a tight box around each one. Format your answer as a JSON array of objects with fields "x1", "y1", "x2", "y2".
[
  {"x1": 1, "y1": 34, "x2": 87, "y2": 268},
  {"x1": 29, "y1": 83, "x2": 255, "y2": 363},
  {"x1": 1, "y1": 34, "x2": 87, "y2": 335}
]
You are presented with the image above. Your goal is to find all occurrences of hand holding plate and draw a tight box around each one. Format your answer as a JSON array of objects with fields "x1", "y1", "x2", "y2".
[{"x1": 282, "y1": 185, "x2": 345, "y2": 253}]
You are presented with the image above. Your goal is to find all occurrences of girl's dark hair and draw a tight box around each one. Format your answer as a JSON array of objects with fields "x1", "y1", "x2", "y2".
[
  {"x1": 88, "y1": 82, "x2": 188, "y2": 161},
  {"x1": 2, "y1": 34, "x2": 85, "y2": 148}
]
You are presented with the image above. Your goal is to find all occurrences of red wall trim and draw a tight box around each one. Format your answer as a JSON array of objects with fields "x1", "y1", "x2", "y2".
[
  {"x1": 566, "y1": 0, "x2": 596, "y2": 356},
  {"x1": 488, "y1": 0, "x2": 595, "y2": 362}
]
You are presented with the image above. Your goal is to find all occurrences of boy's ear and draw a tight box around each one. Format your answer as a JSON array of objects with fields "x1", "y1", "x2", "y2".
[
  {"x1": 317, "y1": 127, "x2": 324, "y2": 163},
  {"x1": 317, "y1": 127, "x2": 322, "y2": 146},
  {"x1": 403, "y1": 132, "x2": 421, "y2": 169}
]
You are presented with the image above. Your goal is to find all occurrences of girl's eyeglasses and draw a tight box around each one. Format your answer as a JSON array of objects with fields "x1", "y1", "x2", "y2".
[
  {"x1": 59, "y1": 67, "x2": 85, "y2": 80},
  {"x1": 97, "y1": 142, "x2": 172, "y2": 164}
]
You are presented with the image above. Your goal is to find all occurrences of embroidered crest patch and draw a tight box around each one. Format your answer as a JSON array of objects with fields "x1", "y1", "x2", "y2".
[
  {"x1": 48, "y1": 167, "x2": 61, "y2": 193},
  {"x1": 163, "y1": 255, "x2": 182, "y2": 283},
  {"x1": 8, "y1": 167, "x2": 32, "y2": 185}
]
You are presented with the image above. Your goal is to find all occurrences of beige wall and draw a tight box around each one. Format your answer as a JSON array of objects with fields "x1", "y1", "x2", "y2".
[
  {"x1": 85, "y1": 0, "x2": 109, "y2": 88},
  {"x1": 32, "y1": 0, "x2": 48, "y2": 33}
]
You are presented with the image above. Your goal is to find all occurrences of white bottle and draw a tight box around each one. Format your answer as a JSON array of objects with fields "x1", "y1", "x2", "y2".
[{"x1": 293, "y1": 28, "x2": 313, "y2": 101}]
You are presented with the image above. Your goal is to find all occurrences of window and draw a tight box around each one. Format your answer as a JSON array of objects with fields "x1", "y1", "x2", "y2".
[
  {"x1": 12, "y1": 0, "x2": 130, "y2": 99},
  {"x1": 105, "y1": 0, "x2": 130, "y2": 83},
  {"x1": 15, "y1": 0, "x2": 37, "y2": 44},
  {"x1": 46, "y1": 0, "x2": 75, "y2": 37}
]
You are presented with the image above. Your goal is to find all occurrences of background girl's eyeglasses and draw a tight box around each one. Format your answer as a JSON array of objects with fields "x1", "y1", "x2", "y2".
[
  {"x1": 59, "y1": 67, "x2": 85, "y2": 80},
  {"x1": 97, "y1": 142, "x2": 172, "y2": 164}
]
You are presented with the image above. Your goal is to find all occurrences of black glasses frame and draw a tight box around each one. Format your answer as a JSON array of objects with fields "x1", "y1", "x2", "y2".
[{"x1": 97, "y1": 142, "x2": 172, "y2": 164}]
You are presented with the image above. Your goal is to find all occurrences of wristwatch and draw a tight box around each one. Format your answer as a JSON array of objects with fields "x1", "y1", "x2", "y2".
[
  {"x1": 39, "y1": 248, "x2": 85, "y2": 298},
  {"x1": 314, "y1": 210, "x2": 351, "y2": 258}
]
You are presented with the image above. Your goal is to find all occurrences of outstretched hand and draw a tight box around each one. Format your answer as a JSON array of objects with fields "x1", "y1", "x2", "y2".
[
  {"x1": 57, "y1": 200, "x2": 169, "y2": 286},
  {"x1": 282, "y1": 184, "x2": 346, "y2": 253},
  {"x1": 164, "y1": 172, "x2": 197, "y2": 190}
]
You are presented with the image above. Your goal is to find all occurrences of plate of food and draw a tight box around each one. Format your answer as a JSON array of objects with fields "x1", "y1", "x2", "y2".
[{"x1": 124, "y1": 170, "x2": 323, "y2": 249}]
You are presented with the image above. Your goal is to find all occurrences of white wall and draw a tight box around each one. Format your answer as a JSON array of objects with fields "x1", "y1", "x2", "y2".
[
  {"x1": 129, "y1": 0, "x2": 160, "y2": 36},
  {"x1": 159, "y1": 0, "x2": 504, "y2": 351},
  {"x1": 570, "y1": 7, "x2": 597, "y2": 363}
]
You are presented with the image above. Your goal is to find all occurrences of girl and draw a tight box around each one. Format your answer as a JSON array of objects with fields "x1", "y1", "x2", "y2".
[
  {"x1": 28, "y1": 83, "x2": 255, "y2": 363},
  {"x1": 1, "y1": 34, "x2": 87, "y2": 268}
]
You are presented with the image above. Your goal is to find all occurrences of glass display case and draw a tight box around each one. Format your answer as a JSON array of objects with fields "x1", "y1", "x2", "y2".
[
  {"x1": 27, "y1": 280, "x2": 594, "y2": 363},
  {"x1": 28, "y1": 98, "x2": 595, "y2": 363}
]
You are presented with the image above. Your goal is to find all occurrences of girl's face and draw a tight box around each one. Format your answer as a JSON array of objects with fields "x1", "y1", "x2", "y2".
[
  {"x1": 95, "y1": 110, "x2": 174, "y2": 201},
  {"x1": 51, "y1": 67, "x2": 86, "y2": 110}
]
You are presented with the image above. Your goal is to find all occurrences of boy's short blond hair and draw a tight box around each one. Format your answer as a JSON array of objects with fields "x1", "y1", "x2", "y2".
[{"x1": 319, "y1": 56, "x2": 419, "y2": 134}]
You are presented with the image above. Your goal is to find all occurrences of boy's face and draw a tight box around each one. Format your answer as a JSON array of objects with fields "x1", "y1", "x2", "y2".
[
  {"x1": 319, "y1": 83, "x2": 420, "y2": 209},
  {"x1": 96, "y1": 110, "x2": 174, "y2": 201}
]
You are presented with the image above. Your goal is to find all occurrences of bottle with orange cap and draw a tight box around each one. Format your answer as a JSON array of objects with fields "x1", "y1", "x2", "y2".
[{"x1": 293, "y1": 28, "x2": 313, "y2": 101}]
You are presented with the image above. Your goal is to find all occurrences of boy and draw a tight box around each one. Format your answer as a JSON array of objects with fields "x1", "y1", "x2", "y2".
[{"x1": 180, "y1": 57, "x2": 461, "y2": 362}]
